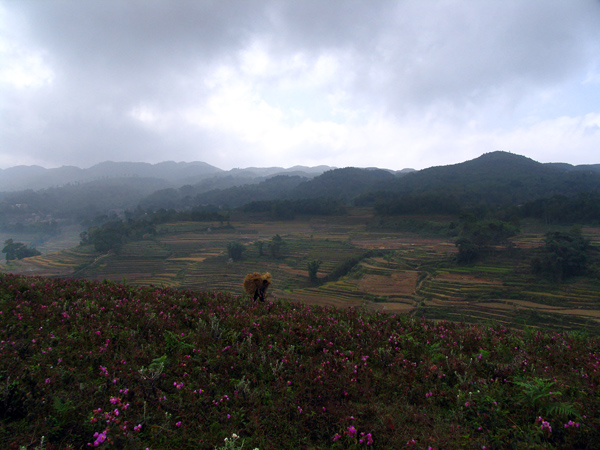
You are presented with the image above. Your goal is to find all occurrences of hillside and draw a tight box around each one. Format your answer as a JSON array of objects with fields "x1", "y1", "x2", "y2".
[
  {"x1": 0, "y1": 161, "x2": 336, "y2": 193},
  {"x1": 135, "y1": 152, "x2": 600, "y2": 211},
  {"x1": 1, "y1": 273, "x2": 598, "y2": 449},
  {"x1": 357, "y1": 151, "x2": 600, "y2": 211},
  {"x1": 0, "y1": 161, "x2": 222, "y2": 192},
  {"x1": 3, "y1": 152, "x2": 600, "y2": 229}
]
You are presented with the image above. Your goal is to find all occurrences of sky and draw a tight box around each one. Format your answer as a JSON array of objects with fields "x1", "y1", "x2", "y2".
[{"x1": 2, "y1": 0, "x2": 600, "y2": 172}]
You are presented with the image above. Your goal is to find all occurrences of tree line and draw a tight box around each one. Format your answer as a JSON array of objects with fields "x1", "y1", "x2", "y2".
[
  {"x1": 2, "y1": 239, "x2": 41, "y2": 261},
  {"x1": 80, "y1": 207, "x2": 228, "y2": 253}
]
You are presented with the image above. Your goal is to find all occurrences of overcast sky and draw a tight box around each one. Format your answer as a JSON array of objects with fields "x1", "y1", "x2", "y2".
[{"x1": 2, "y1": 0, "x2": 600, "y2": 171}]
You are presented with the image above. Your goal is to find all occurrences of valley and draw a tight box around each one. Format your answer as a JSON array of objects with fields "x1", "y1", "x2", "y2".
[{"x1": 3, "y1": 207, "x2": 599, "y2": 335}]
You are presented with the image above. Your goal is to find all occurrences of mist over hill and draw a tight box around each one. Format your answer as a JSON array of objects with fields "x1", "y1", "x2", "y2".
[
  {"x1": 2, "y1": 151, "x2": 600, "y2": 230},
  {"x1": 0, "y1": 161, "x2": 335, "y2": 192}
]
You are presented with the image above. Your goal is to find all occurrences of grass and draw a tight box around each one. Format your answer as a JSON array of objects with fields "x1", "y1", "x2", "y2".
[{"x1": 1, "y1": 272, "x2": 599, "y2": 449}]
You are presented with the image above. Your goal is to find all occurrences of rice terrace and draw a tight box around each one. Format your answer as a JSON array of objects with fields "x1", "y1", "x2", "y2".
[{"x1": 4, "y1": 207, "x2": 600, "y2": 334}]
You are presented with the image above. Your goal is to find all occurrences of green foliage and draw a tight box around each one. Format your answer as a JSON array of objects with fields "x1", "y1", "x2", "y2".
[
  {"x1": 289, "y1": 167, "x2": 395, "y2": 203},
  {"x1": 239, "y1": 197, "x2": 346, "y2": 219},
  {"x1": 307, "y1": 259, "x2": 322, "y2": 283},
  {"x1": 138, "y1": 355, "x2": 168, "y2": 382},
  {"x1": 455, "y1": 219, "x2": 519, "y2": 264},
  {"x1": 0, "y1": 380, "x2": 29, "y2": 421},
  {"x1": 268, "y1": 234, "x2": 285, "y2": 259},
  {"x1": 2, "y1": 239, "x2": 41, "y2": 261},
  {"x1": 227, "y1": 241, "x2": 246, "y2": 261},
  {"x1": 514, "y1": 377, "x2": 579, "y2": 419},
  {"x1": 532, "y1": 229, "x2": 592, "y2": 281},
  {"x1": 368, "y1": 192, "x2": 462, "y2": 215},
  {"x1": 520, "y1": 192, "x2": 600, "y2": 224}
]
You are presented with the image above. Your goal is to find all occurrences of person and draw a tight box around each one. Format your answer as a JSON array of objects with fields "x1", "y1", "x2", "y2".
[
  {"x1": 253, "y1": 278, "x2": 269, "y2": 302},
  {"x1": 243, "y1": 272, "x2": 272, "y2": 302}
]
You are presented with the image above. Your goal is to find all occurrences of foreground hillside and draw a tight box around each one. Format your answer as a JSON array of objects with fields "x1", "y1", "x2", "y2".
[{"x1": 1, "y1": 274, "x2": 599, "y2": 449}]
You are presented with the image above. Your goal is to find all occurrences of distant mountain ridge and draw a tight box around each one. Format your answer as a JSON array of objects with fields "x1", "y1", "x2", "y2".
[
  {"x1": 0, "y1": 161, "x2": 336, "y2": 192},
  {"x1": 2, "y1": 152, "x2": 600, "y2": 224}
]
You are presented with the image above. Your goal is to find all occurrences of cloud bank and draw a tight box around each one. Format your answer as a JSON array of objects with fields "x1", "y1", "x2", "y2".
[{"x1": 1, "y1": 0, "x2": 600, "y2": 170}]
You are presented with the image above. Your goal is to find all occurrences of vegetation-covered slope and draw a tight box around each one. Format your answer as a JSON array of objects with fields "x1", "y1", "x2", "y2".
[
  {"x1": 359, "y1": 151, "x2": 600, "y2": 212},
  {"x1": 1, "y1": 273, "x2": 598, "y2": 449}
]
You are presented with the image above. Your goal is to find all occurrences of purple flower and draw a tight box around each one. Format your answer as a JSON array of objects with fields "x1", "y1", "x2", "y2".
[{"x1": 92, "y1": 429, "x2": 108, "y2": 447}]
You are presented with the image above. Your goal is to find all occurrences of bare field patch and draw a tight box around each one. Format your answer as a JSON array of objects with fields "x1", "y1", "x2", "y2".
[
  {"x1": 435, "y1": 272, "x2": 503, "y2": 285},
  {"x1": 168, "y1": 256, "x2": 208, "y2": 262},
  {"x1": 377, "y1": 302, "x2": 416, "y2": 313},
  {"x1": 357, "y1": 271, "x2": 418, "y2": 295}
]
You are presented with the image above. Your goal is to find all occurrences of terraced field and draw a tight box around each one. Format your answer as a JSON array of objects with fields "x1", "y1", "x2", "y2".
[{"x1": 2, "y1": 211, "x2": 599, "y2": 333}]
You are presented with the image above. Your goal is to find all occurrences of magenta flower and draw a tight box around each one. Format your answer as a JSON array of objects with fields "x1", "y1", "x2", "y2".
[
  {"x1": 360, "y1": 432, "x2": 373, "y2": 445},
  {"x1": 92, "y1": 429, "x2": 108, "y2": 447}
]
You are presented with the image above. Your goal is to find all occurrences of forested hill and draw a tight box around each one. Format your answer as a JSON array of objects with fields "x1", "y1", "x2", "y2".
[
  {"x1": 3, "y1": 151, "x2": 600, "y2": 228},
  {"x1": 148, "y1": 168, "x2": 400, "y2": 209},
  {"x1": 0, "y1": 161, "x2": 334, "y2": 192},
  {"x1": 356, "y1": 151, "x2": 600, "y2": 210},
  {"x1": 0, "y1": 161, "x2": 223, "y2": 192},
  {"x1": 288, "y1": 167, "x2": 397, "y2": 202}
]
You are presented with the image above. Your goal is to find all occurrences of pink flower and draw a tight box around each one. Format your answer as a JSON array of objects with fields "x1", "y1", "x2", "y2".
[
  {"x1": 91, "y1": 429, "x2": 108, "y2": 447},
  {"x1": 346, "y1": 425, "x2": 357, "y2": 437},
  {"x1": 361, "y1": 433, "x2": 373, "y2": 445},
  {"x1": 333, "y1": 434, "x2": 342, "y2": 441}
]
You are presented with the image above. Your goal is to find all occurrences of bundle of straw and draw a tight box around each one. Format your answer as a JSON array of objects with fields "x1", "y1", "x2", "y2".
[{"x1": 243, "y1": 272, "x2": 272, "y2": 294}]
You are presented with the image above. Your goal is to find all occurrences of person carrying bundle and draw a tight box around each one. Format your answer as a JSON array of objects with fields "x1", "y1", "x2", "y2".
[{"x1": 243, "y1": 272, "x2": 272, "y2": 302}]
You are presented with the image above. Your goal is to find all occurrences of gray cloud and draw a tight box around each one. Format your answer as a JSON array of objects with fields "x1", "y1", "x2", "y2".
[{"x1": 2, "y1": 0, "x2": 600, "y2": 171}]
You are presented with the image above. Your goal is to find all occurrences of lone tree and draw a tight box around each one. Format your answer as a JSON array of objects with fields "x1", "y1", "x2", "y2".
[
  {"x1": 227, "y1": 241, "x2": 246, "y2": 261},
  {"x1": 307, "y1": 260, "x2": 322, "y2": 283},
  {"x1": 255, "y1": 241, "x2": 265, "y2": 257},
  {"x1": 268, "y1": 234, "x2": 286, "y2": 259},
  {"x1": 2, "y1": 239, "x2": 41, "y2": 261}
]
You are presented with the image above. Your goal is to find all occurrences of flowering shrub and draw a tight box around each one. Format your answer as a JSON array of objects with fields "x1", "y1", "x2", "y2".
[{"x1": 0, "y1": 273, "x2": 599, "y2": 449}]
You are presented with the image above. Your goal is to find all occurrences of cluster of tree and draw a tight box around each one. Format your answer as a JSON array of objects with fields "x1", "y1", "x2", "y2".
[
  {"x1": 227, "y1": 235, "x2": 287, "y2": 262},
  {"x1": 531, "y1": 229, "x2": 594, "y2": 282},
  {"x1": 253, "y1": 235, "x2": 287, "y2": 259},
  {"x1": 190, "y1": 175, "x2": 307, "y2": 209},
  {"x1": 239, "y1": 198, "x2": 346, "y2": 219},
  {"x1": 226, "y1": 241, "x2": 246, "y2": 261},
  {"x1": 288, "y1": 168, "x2": 396, "y2": 203},
  {"x1": 80, "y1": 206, "x2": 230, "y2": 253},
  {"x1": 0, "y1": 178, "x2": 170, "y2": 226},
  {"x1": 519, "y1": 193, "x2": 600, "y2": 225},
  {"x1": 455, "y1": 218, "x2": 520, "y2": 264},
  {"x1": 2, "y1": 239, "x2": 41, "y2": 261},
  {"x1": 362, "y1": 189, "x2": 600, "y2": 230},
  {"x1": 80, "y1": 220, "x2": 157, "y2": 253},
  {"x1": 143, "y1": 207, "x2": 227, "y2": 225},
  {"x1": 359, "y1": 192, "x2": 462, "y2": 215},
  {"x1": 307, "y1": 260, "x2": 322, "y2": 283}
]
